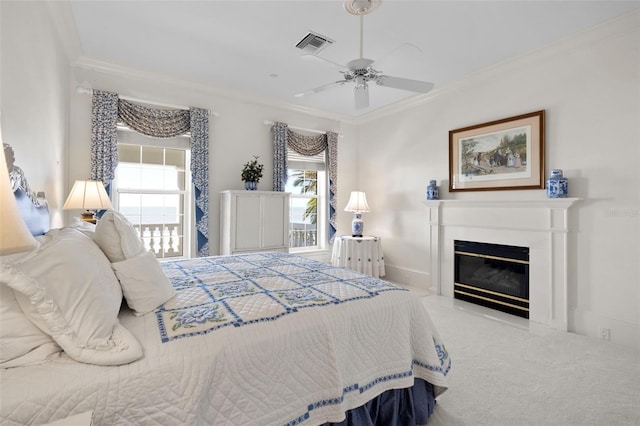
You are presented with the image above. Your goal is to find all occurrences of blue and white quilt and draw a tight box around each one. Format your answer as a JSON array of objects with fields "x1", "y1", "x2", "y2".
[
  {"x1": 0, "y1": 252, "x2": 450, "y2": 426},
  {"x1": 157, "y1": 252, "x2": 404, "y2": 343},
  {"x1": 153, "y1": 252, "x2": 451, "y2": 425}
]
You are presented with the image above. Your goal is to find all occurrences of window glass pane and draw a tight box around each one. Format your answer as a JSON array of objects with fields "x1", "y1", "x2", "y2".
[
  {"x1": 289, "y1": 197, "x2": 317, "y2": 248},
  {"x1": 303, "y1": 170, "x2": 317, "y2": 195},
  {"x1": 165, "y1": 148, "x2": 185, "y2": 169},
  {"x1": 141, "y1": 146, "x2": 164, "y2": 165},
  {"x1": 118, "y1": 144, "x2": 140, "y2": 163},
  {"x1": 118, "y1": 193, "x2": 141, "y2": 222},
  {"x1": 161, "y1": 165, "x2": 180, "y2": 191},
  {"x1": 140, "y1": 164, "x2": 167, "y2": 190},
  {"x1": 175, "y1": 170, "x2": 186, "y2": 191},
  {"x1": 117, "y1": 163, "x2": 142, "y2": 189},
  {"x1": 139, "y1": 194, "x2": 182, "y2": 224},
  {"x1": 285, "y1": 169, "x2": 304, "y2": 195}
]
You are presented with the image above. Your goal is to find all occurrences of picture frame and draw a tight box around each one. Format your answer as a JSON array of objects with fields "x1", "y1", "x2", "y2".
[{"x1": 449, "y1": 110, "x2": 545, "y2": 192}]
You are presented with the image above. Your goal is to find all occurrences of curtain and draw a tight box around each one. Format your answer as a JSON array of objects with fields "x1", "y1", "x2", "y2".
[
  {"x1": 272, "y1": 122, "x2": 288, "y2": 192},
  {"x1": 90, "y1": 91, "x2": 119, "y2": 190},
  {"x1": 189, "y1": 108, "x2": 210, "y2": 257},
  {"x1": 90, "y1": 91, "x2": 210, "y2": 256},
  {"x1": 272, "y1": 122, "x2": 338, "y2": 244},
  {"x1": 326, "y1": 131, "x2": 338, "y2": 243}
]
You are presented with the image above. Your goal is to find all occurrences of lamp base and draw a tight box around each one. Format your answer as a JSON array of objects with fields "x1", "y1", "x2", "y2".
[
  {"x1": 80, "y1": 210, "x2": 96, "y2": 223},
  {"x1": 351, "y1": 213, "x2": 364, "y2": 237}
]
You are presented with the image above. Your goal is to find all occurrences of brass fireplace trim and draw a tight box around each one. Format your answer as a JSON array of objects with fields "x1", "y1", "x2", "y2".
[
  {"x1": 454, "y1": 289, "x2": 530, "y2": 312},
  {"x1": 454, "y1": 250, "x2": 529, "y2": 265},
  {"x1": 455, "y1": 282, "x2": 529, "y2": 303}
]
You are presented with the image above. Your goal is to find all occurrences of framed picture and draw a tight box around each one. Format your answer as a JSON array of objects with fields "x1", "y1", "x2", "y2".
[{"x1": 449, "y1": 110, "x2": 545, "y2": 192}]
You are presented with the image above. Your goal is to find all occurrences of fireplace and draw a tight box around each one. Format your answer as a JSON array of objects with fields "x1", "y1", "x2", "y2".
[
  {"x1": 425, "y1": 198, "x2": 579, "y2": 331},
  {"x1": 454, "y1": 240, "x2": 529, "y2": 319}
]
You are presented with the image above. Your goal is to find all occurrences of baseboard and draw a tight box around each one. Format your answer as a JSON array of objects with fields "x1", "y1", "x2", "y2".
[
  {"x1": 570, "y1": 306, "x2": 640, "y2": 351},
  {"x1": 383, "y1": 264, "x2": 434, "y2": 294}
]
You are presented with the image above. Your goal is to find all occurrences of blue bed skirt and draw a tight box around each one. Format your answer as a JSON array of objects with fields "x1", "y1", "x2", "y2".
[{"x1": 322, "y1": 379, "x2": 436, "y2": 426}]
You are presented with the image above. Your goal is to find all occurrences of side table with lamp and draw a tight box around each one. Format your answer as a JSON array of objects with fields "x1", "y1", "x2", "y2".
[{"x1": 331, "y1": 191, "x2": 385, "y2": 278}]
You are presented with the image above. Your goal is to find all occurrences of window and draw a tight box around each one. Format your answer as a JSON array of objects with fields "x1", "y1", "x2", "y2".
[
  {"x1": 285, "y1": 151, "x2": 327, "y2": 251},
  {"x1": 113, "y1": 129, "x2": 191, "y2": 258}
]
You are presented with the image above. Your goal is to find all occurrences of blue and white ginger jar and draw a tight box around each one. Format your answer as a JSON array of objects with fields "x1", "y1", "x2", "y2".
[
  {"x1": 546, "y1": 169, "x2": 568, "y2": 198},
  {"x1": 426, "y1": 180, "x2": 439, "y2": 200}
]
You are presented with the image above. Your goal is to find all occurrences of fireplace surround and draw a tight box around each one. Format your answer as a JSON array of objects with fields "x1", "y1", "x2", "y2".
[{"x1": 426, "y1": 199, "x2": 579, "y2": 330}]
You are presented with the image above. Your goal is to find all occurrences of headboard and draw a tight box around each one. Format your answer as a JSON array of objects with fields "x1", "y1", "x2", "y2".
[{"x1": 4, "y1": 143, "x2": 50, "y2": 236}]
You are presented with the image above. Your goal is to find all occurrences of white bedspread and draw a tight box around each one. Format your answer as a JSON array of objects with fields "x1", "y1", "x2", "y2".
[{"x1": 1, "y1": 253, "x2": 450, "y2": 425}]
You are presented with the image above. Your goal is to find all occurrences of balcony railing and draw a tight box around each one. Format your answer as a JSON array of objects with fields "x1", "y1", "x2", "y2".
[
  {"x1": 132, "y1": 223, "x2": 183, "y2": 258},
  {"x1": 289, "y1": 229, "x2": 317, "y2": 248}
]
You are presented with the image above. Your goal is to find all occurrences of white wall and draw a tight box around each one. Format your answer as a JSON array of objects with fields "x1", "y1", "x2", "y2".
[
  {"x1": 1, "y1": 1, "x2": 70, "y2": 228},
  {"x1": 357, "y1": 12, "x2": 639, "y2": 349}
]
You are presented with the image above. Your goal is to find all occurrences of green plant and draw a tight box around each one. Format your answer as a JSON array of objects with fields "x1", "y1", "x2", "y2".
[{"x1": 241, "y1": 156, "x2": 264, "y2": 183}]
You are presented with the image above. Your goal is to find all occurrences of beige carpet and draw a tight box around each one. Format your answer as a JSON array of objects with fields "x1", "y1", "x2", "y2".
[{"x1": 421, "y1": 296, "x2": 640, "y2": 426}]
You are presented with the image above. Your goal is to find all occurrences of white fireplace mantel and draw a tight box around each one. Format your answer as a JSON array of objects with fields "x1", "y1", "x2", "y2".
[{"x1": 425, "y1": 198, "x2": 580, "y2": 331}]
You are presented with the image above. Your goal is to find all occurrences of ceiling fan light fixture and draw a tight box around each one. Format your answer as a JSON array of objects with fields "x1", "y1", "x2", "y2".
[{"x1": 343, "y1": 0, "x2": 381, "y2": 16}]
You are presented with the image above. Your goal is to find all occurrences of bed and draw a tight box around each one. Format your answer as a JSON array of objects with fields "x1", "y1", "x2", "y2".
[{"x1": 0, "y1": 145, "x2": 450, "y2": 425}]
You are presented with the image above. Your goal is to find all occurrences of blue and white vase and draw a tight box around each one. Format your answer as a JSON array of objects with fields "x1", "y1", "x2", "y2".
[
  {"x1": 244, "y1": 181, "x2": 258, "y2": 191},
  {"x1": 351, "y1": 214, "x2": 364, "y2": 237},
  {"x1": 426, "y1": 180, "x2": 439, "y2": 200},
  {"x1": 546, "y1": 169, "x2": 568, "y2": 198}
]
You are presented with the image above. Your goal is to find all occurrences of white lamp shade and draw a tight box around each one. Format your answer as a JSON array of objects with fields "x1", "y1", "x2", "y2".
[
  {"x1": 0, "y1": 142, "x2": 37, "y2": 255},
  {"x1": 63, "y1": 180, "x2": 113, "y2": 210},
  {"x1": 344, "y1": 191, "x2": 371, "y2": 213}
]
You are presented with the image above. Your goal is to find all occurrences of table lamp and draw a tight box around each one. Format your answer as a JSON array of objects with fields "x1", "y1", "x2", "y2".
[
  {"x1": 63, "y1": 179, "x2": 113, "y2": 222},
  {"x1": 344, "y1": 191, "x2": 370, "y2": 237},
  {"x1": 0, "y1": 141, "x2": 37, "y2": 255}
]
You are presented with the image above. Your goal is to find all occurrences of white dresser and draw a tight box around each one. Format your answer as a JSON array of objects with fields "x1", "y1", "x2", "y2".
[{"x1": 219, "y1": 190, "x2": 290, "y2": 255}]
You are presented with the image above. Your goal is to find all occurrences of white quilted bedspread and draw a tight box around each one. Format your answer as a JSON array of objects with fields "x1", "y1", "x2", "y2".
[{"x1": 0, "y1": 253, "x2": 450, "y2": 425}]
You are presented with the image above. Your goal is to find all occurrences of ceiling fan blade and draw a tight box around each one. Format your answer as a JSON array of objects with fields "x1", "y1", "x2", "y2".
[
  {"x1": 376, "y1": 75, "x2": 434, "y2": 93},
  {"x1": 354, "y1": 83, "x2": 369, "y2": 110},
  {"x1": 295, "y1": 80, "x2": 347, "y2": 98}
]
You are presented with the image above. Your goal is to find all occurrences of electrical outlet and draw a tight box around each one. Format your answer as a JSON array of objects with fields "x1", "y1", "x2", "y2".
[{"x1": 599, "y1": 327, "x2": 611, "y2": 341}]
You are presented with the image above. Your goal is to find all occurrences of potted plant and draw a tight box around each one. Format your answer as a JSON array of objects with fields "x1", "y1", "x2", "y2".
[{"x1": 241, "y1": 156, "x2": 264, "y2": 190}]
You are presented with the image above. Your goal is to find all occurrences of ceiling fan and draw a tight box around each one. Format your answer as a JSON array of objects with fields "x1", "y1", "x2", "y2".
[{"x1": 296, "y1": 0, "x2": 434, "y2": 110}]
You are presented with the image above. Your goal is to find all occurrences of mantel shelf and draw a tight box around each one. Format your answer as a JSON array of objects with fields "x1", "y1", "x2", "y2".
[{"x1": 424, "y1": 198, "x2": 580, "y2": 209}]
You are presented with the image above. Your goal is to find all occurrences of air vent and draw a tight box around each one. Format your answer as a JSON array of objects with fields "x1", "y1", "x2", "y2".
[{"x1": 295, "y1": 31, "x2": 334, "y2": 55}]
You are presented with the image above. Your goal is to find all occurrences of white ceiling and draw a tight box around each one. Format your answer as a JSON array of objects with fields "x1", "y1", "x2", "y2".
[{"x1": 69, "y1": 0, "x2": 640, "y2": 118}]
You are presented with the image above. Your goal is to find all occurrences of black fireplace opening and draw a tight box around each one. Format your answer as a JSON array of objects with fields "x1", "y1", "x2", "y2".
[{"x1": 454, "y1": 240, "x2": 530, "y2": 319}]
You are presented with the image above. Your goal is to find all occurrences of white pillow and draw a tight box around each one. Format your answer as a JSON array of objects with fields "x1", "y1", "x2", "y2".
[
  {"x1": 112, "y1": 250, "x2": 176, "y2": 316},
  {"x1": 6, "y1": 228, "x2": 142, "y2": 365},
  {"x1": 0, "y1": 281, "x2": 61, "y2": 368},
  {"x1": 69, "y1": 217, "x2": 97, "y2": 238},
  {"x1": 94, "y1": 210, "x2": 145, "y2": 263}
]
